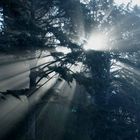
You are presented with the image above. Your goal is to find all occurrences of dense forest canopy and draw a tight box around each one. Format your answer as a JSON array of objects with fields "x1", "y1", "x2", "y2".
[{"x1": 0, "y1": 0, "x2": 140, "y2": 139}]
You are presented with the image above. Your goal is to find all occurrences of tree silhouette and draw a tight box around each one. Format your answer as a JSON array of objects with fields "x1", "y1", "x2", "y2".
[{"x1": 0, "y1": 0, "x2": 140, "y2": 139}]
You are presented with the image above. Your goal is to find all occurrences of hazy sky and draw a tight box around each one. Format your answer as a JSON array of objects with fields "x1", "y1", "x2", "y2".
[{"x1": 115, "y1": 0, "x2": 140, "y2": 6}]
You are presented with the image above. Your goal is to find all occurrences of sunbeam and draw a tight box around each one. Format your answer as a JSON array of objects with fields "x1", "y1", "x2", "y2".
[
  {"x1": 0, "y1": 52, "x2": 54, "y2": 91},
  {"x1": 34, "y1": 79, "x2": 76, "y2": 140}
]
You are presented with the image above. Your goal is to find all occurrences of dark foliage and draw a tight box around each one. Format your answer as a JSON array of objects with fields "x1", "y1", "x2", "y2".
[{"x1": 0, "y1": 0, "x2": 140, "y2": 140}]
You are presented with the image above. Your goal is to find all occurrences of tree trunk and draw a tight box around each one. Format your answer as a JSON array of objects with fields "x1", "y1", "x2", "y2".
[
  {"x1": 86, "y1": 51, "x2": 111, "y2": 105},
  {"x1": 29, "y1": 68, "x2": 37, "y2": 89}
]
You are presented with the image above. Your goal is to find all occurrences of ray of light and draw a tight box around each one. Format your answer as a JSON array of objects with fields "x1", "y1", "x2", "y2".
[
  {"x1": 32, "y1": 79, "x2": 77, "y2": 140},
  {"x1": 0, "y1": 94, "x2": 29, "y2": 139},
  {"x1": 0, "y1": 73, "x2": 58, "y2": 139},
  {"x1": 114, "y1": 61, "x2": 140, "y2": 76},
  {"x1": 0, "y1": 52, "x2": 54, "y2": 91},
  {"x1": 0, "y1": 54, "x2": 51, "y2": 66},
  {"x1": 0, "y1": 72, "x2": 29, "y2": 91}
]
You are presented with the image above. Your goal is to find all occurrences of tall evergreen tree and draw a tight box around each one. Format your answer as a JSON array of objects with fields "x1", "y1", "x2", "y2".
[{"x1": 0, "y1": 0, "x2": 140, "y2": 139}]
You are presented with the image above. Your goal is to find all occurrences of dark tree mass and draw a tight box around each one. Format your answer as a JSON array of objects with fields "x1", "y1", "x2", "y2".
[{"x1": 0, "y1": 0, "x2": 140, "y2": 140}]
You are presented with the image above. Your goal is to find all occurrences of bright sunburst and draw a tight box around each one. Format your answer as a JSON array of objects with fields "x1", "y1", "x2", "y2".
[{"x1": 84, "y1": 32, "x2": 109, "y2": 51}]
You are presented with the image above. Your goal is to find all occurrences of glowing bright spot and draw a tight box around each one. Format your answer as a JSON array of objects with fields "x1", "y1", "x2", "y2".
[
  {"x1": 56, "y1": 47, "x2": 71, "y2": 54},
  {"x1": 0, "y1": 8, "x2": 3, "y2": 30},
  {"x1": 84, "y1": 33, "x2": 109, "y2": 51},
  {"x1": 115, "y1": 0, "x2": 140, "y2": 6},
  {"x1": 80, "y1": 0, "x2": 90, "y2": 4}
]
